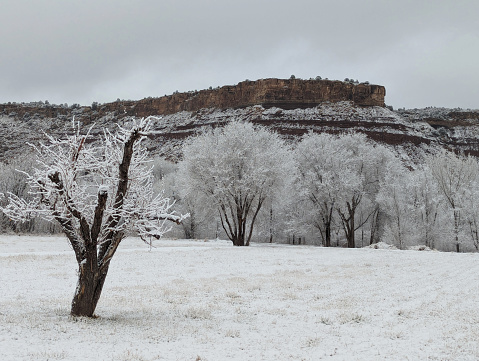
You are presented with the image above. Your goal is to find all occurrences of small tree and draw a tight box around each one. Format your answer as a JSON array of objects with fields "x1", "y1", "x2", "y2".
[
  {"x1": 178, "y1": 121, "x2": 293, "y2": 246},
  {"x1": 0, "y1": 117, "x2": 186, "y2": 317}
]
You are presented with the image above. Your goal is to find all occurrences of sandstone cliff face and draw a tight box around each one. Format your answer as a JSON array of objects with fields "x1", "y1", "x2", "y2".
[
  {"x1": 119, "y1": 78, "x2": 385, "y2": 117},
  {"x1": 0, "y1": 78, "x2": 385, "y2": 121}
]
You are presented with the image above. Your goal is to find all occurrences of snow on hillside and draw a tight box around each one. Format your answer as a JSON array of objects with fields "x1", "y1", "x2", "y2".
[
  {"x1": 147, "y1": 102, "x2": 438, "y2": 161},
  {"x1": 3, "y1": 101, "x2": 479, "y2": 163},
  {"x1": 1, "y1": 236, "x2": 478, "y2": 360}
]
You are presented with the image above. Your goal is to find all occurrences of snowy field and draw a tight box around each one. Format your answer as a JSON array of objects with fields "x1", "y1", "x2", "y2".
[{"x1": 1, "y1": 236, "x2": 479, "y2": 361}]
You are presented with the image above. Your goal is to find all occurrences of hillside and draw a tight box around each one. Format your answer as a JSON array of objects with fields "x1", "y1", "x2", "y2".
[{"x1": 1, "y1": 78, "x2": 479, "y2": 163}]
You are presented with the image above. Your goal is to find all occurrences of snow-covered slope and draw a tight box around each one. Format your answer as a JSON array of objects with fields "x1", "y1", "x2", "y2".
[{"x1": 1, "y1": 101, "x2": 479, "y2": 163}]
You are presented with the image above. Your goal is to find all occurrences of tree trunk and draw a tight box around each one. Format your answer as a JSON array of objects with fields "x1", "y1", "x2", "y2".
[
  {"x1": 324, "y1": 221, "x2": 332, "y2": 247},
  {"x1": 70, "y1": 262, "x2": 110, "y2": 317},
  {"x1": 369, "y1": 208, "x2": 380, "y2": 246},
  {"x1": 233, "y1": 234, "x2": 245, "y2": 246},
  {"x1": 347, "y1": 215, "x2": 355, "y2": 248},
  {"x1": 269, "y1": 207, "x2": 273, "y2": 243},
  {"x1": 454, "y1": 209, "x2": 460, "y2": 253}
]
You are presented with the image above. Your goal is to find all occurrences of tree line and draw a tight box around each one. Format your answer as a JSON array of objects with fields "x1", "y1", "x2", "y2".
[
  {"x1": 163, "y1": 121, "x2": 479, "y2": 252},
  {"x1": 2, "y1": 120, "x2": 479, "y2": 252}
]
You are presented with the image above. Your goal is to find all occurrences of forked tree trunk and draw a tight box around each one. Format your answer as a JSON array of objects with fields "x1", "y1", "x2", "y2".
[
  {"x1": 338, "y1": 196, "x2": 360, "y2": 249},
  {"x1": 220, "y1": 197, "x2": 264, "y2": 247},
  {"x1": 70, "y1": 241, "x2": 112, "y2": 317},
  {"x1": 233, "y1": 236, "x2": 245, "y2": 247}
]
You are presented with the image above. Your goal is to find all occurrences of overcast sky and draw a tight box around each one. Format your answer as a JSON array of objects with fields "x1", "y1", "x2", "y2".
[{"x1": 1, "y1": 0, "x2": 478, "y2": 109}]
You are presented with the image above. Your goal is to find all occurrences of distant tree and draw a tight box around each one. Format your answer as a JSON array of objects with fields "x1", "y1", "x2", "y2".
[
  {"x1": 0, "y1": 118, "x2": 186, "y2": 317},
  {"x1": 377, "y1": 162, "x2": 417, "y2": 249},
  {"x1": 333, "y1": 134, "x2": 394, "y2": 248},
  {"x1": 0, "y1": 159, "x2": 33, "y2": 233},
  {"x1": 428, "y1": 150, "x2": 479, "y2": 252},
  {"x1": 464, "y1": 182, "x2": 479, "y2": 251},
  {"x1": 315, "y1": 76, "x2": 322, "y2": 80},
  {"x1": 410, "y1": 165, "x2": 444, "y2": 249},
  {"x1": 295, "y1": 132, "x2": 395, "y2": 248},
  {"x1": 0, "y1": 158, "x2": 62, "y2": 234},
  {"x1": 295, "y1": 133, "x2": 349, "y2": 247},
  {"x1": 290, "y1": 75, "x2": 296, "y2": 80},
  {"x1": 178, "y1": 121, "x2": 293, "y2": 246},
  {"x1": 150, "y1": 158, "x2": 215, "y2": 240}
]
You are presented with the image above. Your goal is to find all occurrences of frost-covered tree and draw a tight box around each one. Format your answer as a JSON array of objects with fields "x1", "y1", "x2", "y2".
[
  {"x1": 464, "y1": 183, "x2": 479, "y2": 251},
  {"x1": 178, "y1": 121, "x2": 293, "y2": 246},
  {"x1": 428, "y1": 150, "x2": 479, "y2": 252},
  {"x1": 409, "y1": 165, "x2": 443, "y2": 249},
  {"x1": 376, "y1": 163, "x2": 411, "y2": 249},
  {"x1": 0, "y1": 159, "x2": 32, "y2": 233},
  {"x1": 0, "y1": 158, "x2": 61, "y2": 234},
  {"x1": 175, "y1": 179, "x2": 217, "y2": 239},
  {"x1": 334, "y1": 133, "x2": 395, "y2": 248},
  {"x1": 295, "y1": 132, "x2": 395, "y2": 248},
  {"x1": 376, "y1": 162, "x2": 439, "y2": 250},
  {"x1": 295, "y1": 133, "x2": 350, "y2": 246},
  {"x1": 153, "y1": 159, "x2": 216, "y2": 240},
  {"x1": 0, "y1": 118, "x2": 186, "y2": 317}
]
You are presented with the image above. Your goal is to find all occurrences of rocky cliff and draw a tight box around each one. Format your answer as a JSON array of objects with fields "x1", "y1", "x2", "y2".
[
  {"x1": 0, "y1": 78, "x2": 385, "y2": 122},
  {"x1": 124, "y1": 78, "x2": 385, "y2": 117}
]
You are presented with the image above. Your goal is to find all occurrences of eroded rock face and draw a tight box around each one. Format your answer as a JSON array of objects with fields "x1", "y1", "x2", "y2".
[
  {"x1": 103, "y1": 78, "x2": 386, "y2": 117},
  {"x1": 0, "y1": 78, "x2": 386, "y2": 122}
]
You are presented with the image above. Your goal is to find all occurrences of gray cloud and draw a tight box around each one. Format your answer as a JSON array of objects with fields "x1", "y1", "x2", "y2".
[{"x1": 1, "y1": 0, "x2": 478, "y2": 109}]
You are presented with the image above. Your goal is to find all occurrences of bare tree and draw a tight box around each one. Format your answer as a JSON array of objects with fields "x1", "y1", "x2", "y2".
[{"x1": 0, "y1": 118, "x2": 186, "y2": 317}]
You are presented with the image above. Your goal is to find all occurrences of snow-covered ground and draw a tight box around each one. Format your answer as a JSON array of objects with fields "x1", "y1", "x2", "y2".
[{"x1": 1, "y1": 236, "x2": 478, "y2": 361}]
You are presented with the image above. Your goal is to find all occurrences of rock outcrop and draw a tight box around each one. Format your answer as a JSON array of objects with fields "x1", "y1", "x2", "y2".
[
  {"x1": 0, "y1": 78, "x2": 385, "y2": 122},
  {"x1": 106, "y1": 78, "x2": 385, "y2": 117}
]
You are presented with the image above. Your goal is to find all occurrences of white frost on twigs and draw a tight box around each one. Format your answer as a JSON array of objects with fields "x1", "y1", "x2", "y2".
[{"x1": 0, "y1": 117, "x2": 187, "y2": 245}]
